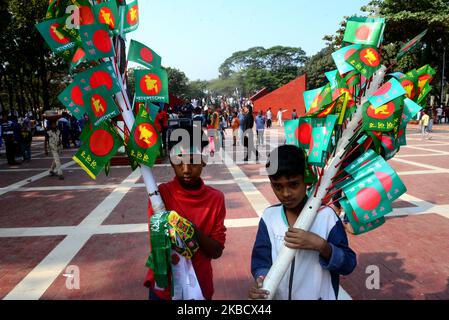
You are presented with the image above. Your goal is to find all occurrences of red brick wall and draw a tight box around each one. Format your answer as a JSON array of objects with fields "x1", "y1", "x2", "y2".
[{"x1": 252, "y1": 75, "x2": 307, "y2": 119}]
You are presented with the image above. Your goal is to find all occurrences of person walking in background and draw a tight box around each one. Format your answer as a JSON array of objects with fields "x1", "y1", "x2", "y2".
[
  {"x1": 266, "y1": 108, "x2": 272, "y2": 129},
  {"x1": 242, "y1": 104, "x2": 258, "y2": 162},
  {"x1": 238, "y1": 109, "x2": 245, "y2": 146},
  {"x1": 292, "y1": 109, "x2": 298, "y2": 120},
  {"x1": 19, "y1": 123, "x2": 32, "y2": 162},
  {"x1": 421, "y1": 109, "x2": 431, "y2": 140},
  {"x1": 255, "y1": 110, "x2": 266, "y2": 146},
  {"x1": 47, "y1": 121, "x2": 64, "y2": 180},
  {"x1": 277, "y1": 108, "x2": 284, "y2": 127},
  {"x1": 1, "y1": 113, "x2": 20, "y2": 165},
  {"x1": 231, "y1": 111, "x2": 240, "y2": 146}
]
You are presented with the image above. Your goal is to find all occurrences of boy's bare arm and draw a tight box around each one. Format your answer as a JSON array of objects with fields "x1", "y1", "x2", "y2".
[
  {"x1": 284, "y1": 228, "x2": 332, "y2": 261},
  {"x1": 194, "y1": 227, "x2": 223, "y2": 259}
]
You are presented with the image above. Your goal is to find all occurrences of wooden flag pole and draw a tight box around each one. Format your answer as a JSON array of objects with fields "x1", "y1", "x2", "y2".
[{"x1": 261, "y1": 66, "x2": 387, "y2": 300}]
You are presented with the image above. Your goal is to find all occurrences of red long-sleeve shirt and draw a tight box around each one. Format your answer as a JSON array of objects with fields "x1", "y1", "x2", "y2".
[{"x1": 144, "y1": 177, "x2": 227, "y2": 300}]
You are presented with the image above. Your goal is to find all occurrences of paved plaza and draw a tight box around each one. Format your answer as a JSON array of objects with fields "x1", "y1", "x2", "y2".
[{"x1": 1, "y1": 125, "x2": 449, "y2": 300}]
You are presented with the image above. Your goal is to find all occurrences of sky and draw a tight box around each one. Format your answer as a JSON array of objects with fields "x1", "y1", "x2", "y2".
[{"x1": 129, "y1": 0, "x2": 370, "y2": 81}]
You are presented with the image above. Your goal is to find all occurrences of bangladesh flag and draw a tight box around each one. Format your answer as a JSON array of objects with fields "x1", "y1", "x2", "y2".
[
  {"x1": 362, "y1": 97, "x2": 404, "y2": 132},
  {"x1": 351, "y1": 156, "x2": 407, "y2": 202},
  {"x1": 80, "y1": 24, "x2": 115, "y2": 61},
  {"x1": 399, "y1": 70, "x2": 419, "y2": 101},
  {"x1": 74, "y1": 61, "x2": 121, "y2": 94},
  {"x1": 70, "y1": 47, "x2": 87, "y2": 70},
  {"x1": 126, "y1": 104, "x2": 161, "y2": 167},
  {"x1": 416, "y1": 65, "x2": 436, "y2": 95},
  {"x1": 94, "y1": 0, "x2": 119, "y2": 34},
  {"x1": 57, "y1": 79, "x2": 87, "y2": 120},
  {"x1": 73, "y1": 121, "x2": 123, "y2": 179},
  {"x1": 123, "y1": 0, "x2": 139, "y2": 33},
  {"x1": 83, "y1": 87, "x2": 120, "y2": 127},
  {"x1": 340, "y1": 199, "x2": 386, "y2": 235},
  {"x1": 45, "y1": 0, "x2": 70, "y2": 19},
  {"x1": 36, "y1": 16, "x2": 77, "y2": 56},
  {"x1": 128, "y1": 40, "x2": 162, "y2": 70},
  {"x1": 368, "y1": 78, "x2": 406, "y2": 109},
  {"x1": 402, "y1": 98, "x2": 422, "y2": 126},
  {"x1": 346, "y1": 46, "x2": 382, "y2": 79},
  {"x1": 307, "y1": 115, "x2": 337, "y2": 167},
  {"x1": 397, "y1": 127, "x2": 407, "y2": 147},
  {"x1": 343, "y1": 172, "x2": 392, "y2": 225},
  {"x1": 303, "y1": 84, "x2": 333, "y2": 115},
  {"x1": 331, "y1": 44, "x2": 362, "y2": 75},
  {"x1": 343, "y1": 16, "x2": 385, "y2": 47},
  {"x1": 344, "y1": 149, "x2": 378, "y2": 175},
  {"x1": 380, "y1": 132, "x2": 400, "y2": 160},
  {"x1": 135, "y1": 68, "x2": 169, "y2": 103},
  {"x1": 418, "y1": 82, "x2": 432, "y2": 105},
  {"x1": 397, "y1": 29, "x2": 428, "y2": 61}
]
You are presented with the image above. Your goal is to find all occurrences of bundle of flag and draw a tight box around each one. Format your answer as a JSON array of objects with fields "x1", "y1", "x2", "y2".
[
  {"x1": 285, "y1": 16, "x2": 436, "y2": 235},
  {"x1": 37, "y1": 0, "x2": 164, "y2": 180}
]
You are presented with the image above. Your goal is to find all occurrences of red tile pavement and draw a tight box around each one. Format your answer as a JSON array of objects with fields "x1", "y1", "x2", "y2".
[
  {"x1": 103, "y1": 188, "x2": 149, "y2": 225},
  {"x1": 214, "y1": 184, "x2": 259, "y2": 220},
  {"x1": 0, "y1": 236, "x2": 65, "y2": 299},
  {"x1": 0, "y1": 189, "x2": 113, "y2": 228},
  {"x1": 0, "y1": 170, "x2": 46, "y2": 188},
  {"x1": 41, "y1": 233, "x2": 150, "y2": 300},
  {"x1": 400, "y1": 174, "x2": 449, "y2": 205},
  {"x1": 253, "y1": 182, "x2": 280, "y2": 206},
  {"x1": 239, "y1": 164, "x2": 268, "y2": 180},
  {"x1": 342, "y1": 214, "x2": 449, "y2": 300},
  {"x1": 26, "y1": 167, "x2": 131, "y2": 188},
  {"x1": 212, "y1": 227, "x2": 257, "y2": 300},
  {"x1": 401, "y1": 155, "x2": 449, "y2": 169},
  {"x1": 388, "y1": 160, "x2": 426, "y2": 173}
]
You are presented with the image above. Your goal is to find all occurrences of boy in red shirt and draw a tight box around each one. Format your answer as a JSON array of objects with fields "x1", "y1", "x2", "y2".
[{"x1": 144, "y1": 123, "x2": 227, "y2": 300}]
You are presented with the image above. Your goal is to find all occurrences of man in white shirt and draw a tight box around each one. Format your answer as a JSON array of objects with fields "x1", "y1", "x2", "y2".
[
  {"x1": 266, "y1": 108, "x2": 272, "y2": 129},
  {"x1": 277, "y1": 108, "x2": 283, "y2": 127}
]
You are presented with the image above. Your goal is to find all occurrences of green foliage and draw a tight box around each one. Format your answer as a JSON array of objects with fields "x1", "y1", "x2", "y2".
[
  {"x1": 0, "y1": 0, "x2": 68, "y2": 116},
  {"x1": 300, "y1": 46, "x2": 337, "y2": 89},
  {"x1": 214, "y1": 46, "x2": 306, "y2": 96}
]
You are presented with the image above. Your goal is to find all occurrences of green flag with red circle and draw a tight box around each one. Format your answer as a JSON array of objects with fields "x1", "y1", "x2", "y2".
[
  {"x1": 350, "y1": 156, "x2": 407, "y2": 202},
  {"x1": 94, "y1": 0, "x2": 119, "y2": 35},
  {"x1": 368, "y1": 78, "x2": 406, "y2": 108},
  {"x1": 126, "y1": 104, "x2": 161, "y2": 168},
  {"x1": 343, "y1": 172, "x2": 392, "y2": 225},
  {"x1": 57, "y1": 79, "x2": 87, "y2": 120},
  {"x1": 397, "y1": 30, "x2": 427, "y2": 61},
  {"x1": 123, "y1": 0, "x2": 139, "y2": 33},
  {"x1": 83, "y1": 87, "x2": 120, "y2": 127},
  {"x1": 73, "y1": 121, "x2": 123, "y2": 180},
  {"x1": 135, "y1": 68, "x2": 169, "y2": 103},
  {"x1": 128, "y1": 40, "x2": 162, "y2": 70},
  {"x1": 331, "y1": 44, "x2": 362, "y2": 75},
  {"x1": 80, "y1": 24, "x2": 115, "y2": 61},
  {"x1": 343, "y1": 17, "x2": 385, "y2": 47},
  {"x1": 74, "y1": 61, "x2": 121, "y2": 94},
  {"x1": 35, "y1": 16, "x2": 77, "y2": 60},
  {"x1": 340, "y1": 199, "x2": 386, "y2": 235},
  {"x1": 362, "y1": 96, "x2": 404, "y2": 132},
  {"x1": 346, "y1": 46, "x2": 382, "y2": 79}
]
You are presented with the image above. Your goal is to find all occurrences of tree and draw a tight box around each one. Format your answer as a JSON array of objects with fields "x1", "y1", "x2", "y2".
[
  {"x1": 300, "y1": 46, "x2": 337, "y2": 89},
  {"x1": 362, "y1": 0, "x2": 449, "y2": 102},
  {"x1": 166, "y1": 67, "x2": 189, "y2": 100}
]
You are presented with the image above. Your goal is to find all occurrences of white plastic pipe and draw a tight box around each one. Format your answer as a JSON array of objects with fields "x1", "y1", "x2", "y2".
[
  {"x1": 113, "y1": 63, "x2": 166, "y2": 213},
  {"x1": 261, "y1": 66, "x2": 387, "y2": 300}
]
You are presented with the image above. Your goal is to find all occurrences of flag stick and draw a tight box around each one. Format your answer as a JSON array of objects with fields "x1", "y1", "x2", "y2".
[
  {"x1": 109, "y1": 59, "x2": 166, "y2": 213},
  {"x1": 261, "y1": 66, "x2": 387, "y2": 300}
]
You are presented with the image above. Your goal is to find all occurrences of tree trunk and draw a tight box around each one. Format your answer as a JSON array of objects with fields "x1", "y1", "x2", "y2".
[{"x1": 39, "y1": 51, "x2": 50, "y2": 111}]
